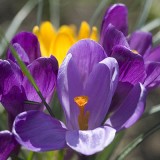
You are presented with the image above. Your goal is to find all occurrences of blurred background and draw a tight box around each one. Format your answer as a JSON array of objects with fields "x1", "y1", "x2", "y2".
[{"x1": 0, "y1": 0, "x2": 160, "y2": 159}]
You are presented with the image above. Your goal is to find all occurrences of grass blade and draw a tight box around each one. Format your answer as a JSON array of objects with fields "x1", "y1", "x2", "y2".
[
  {"x1": 136, "y1": 0, "x2": 153, "y2": 29},
  {"x1": 142, "y1": 104, "x2": 160, "y2": 118},
  {"x1": 37, "y1": 0, "x2": 44, "y2": 26},
  {"x1": 49, "y1": 0, "x2": 60, "y2": 29},
  {"x1": 89, "y1": 0, "x2": 114, "y2": 26},
  {"x1": 116, "y1": 123, "x2": 160, "y2": 160},
  {"x1": 141, "y1": 18, "x2": 160, "y2": 32},
  {"x1": 0, "y1": 0, "x2": 39, "y2": 57}
]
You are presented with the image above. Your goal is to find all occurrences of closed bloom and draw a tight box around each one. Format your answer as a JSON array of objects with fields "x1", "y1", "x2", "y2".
[
  {"x1": 100, "y1": 3, "x2": 160, "y2": 91},
  {"x1": 0, "y1": 32, "x2": 58, "y2": 160},
  {"x1": 33, "y1": 21, "x2": 98, "y2": 65},
  {"x1": 13, "y1": 40, "x2": 146, "y2": 155}
]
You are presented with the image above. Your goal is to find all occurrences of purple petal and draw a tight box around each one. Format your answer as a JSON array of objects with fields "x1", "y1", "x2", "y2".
[
  {"x1": 57, "y1": 40, "x2": 107, "y2": 130},
  {"x1": 66, "y1": 126, "x2": 116, "y2": 155},
  {"x1": 101, "y1": 24, "x2": 129, "y2": 56},
  {"x1": 105, "y1": 83, "x2": 147, "y2": 131},
  {"x1": 109, "y1": 81, "x2": 133, "y2": 113},
  {"x1": 128, "y1": 31, "x2": 152, "y2": 56},
  {"x1": 7, "y1": 43, "x2": 30, "y2": 65},
  {"x1": 145, "y1": 45, "x2": 160, "y2": 62},
  {"x1": 144, "y1": 62, "x2": 160, "y2": 90},
  {"x1": 22, "y1": 56, "x2": 58, "y2": 103},
  {"x1": 0, "y1": 131, "x2": 19, "y2": 160},
  {"x1": 13, "y1": 111, "x2": 67, "y2": 151},
  {"x1": 0, "y1": 60, "x2": 25, "y2": 116},
  {"x1": 7, "y1": 32, "x2": 41, "y2": 63},
  {"x1": 101, "y1": 3, "x2": 128, "y2": 41},
  {"x1": 57, "y1": 54, "x2": 77, "y2": 130},
  {"x1": 112, "y1": 45, "x2": 146, "y2": 85},
  {"x1": 84, "y1": 57, "x2": 119, "y2": 129},
  {"x1": 68, "y1": 39, "x2": 107, "y2": 84}
]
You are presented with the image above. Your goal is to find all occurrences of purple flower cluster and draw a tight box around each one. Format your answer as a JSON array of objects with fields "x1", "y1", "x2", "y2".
[{"x1": 1, "y1": 3, "x2": 160, "y2": 159}]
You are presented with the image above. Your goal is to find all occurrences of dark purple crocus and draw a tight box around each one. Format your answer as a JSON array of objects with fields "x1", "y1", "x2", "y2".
[
  {"x1": 7, "y1": 31, "x2": 41, "y2": 65},
  {"x1": 0, "y1": 32, "x2": 58, "y2": 160},
  {"x1": 13, "y1": 40, "x2": 146, "y2": 155},
  {"x1": 100, "y1": 3, "x2": 160, "y2": 91}
]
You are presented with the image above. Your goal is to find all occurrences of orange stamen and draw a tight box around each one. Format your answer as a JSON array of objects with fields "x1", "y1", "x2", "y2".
[
  {"x1": 131, "y1": 49, "x2": 139, "y2": 54},
  {"x1": 74, "y1": 96, "x2": 89, "y2": 130}
]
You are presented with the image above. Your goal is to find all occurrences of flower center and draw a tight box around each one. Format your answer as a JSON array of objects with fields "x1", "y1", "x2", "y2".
[
  {"x1": 74, "y1": 96, "x2": 90, "y2": 130},
  {"x1": 131, "y1": 49, "x2": 139, "y2": 54}
]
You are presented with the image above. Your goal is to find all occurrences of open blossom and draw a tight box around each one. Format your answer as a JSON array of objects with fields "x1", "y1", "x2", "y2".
[
  {"x1": 100, "y1": 3, "x2": 160, "y2": 90},
  {"x1": 0, "y1": 32, "x2": 58, "y2": 160},
  {"x1": 13, "y1": 40, "x2": 146, "y2": 155},
  {"x1": 33, "y1": 21, "x2": 98, "y2": 65}
]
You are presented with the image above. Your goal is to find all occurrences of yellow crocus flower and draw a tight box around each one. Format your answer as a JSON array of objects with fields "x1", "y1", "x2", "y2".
[{"x1": 33, "y1": 21, "x2": 98, "y2": 66}]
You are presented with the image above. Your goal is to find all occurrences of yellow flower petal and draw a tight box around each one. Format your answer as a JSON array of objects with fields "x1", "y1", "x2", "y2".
[
  {"x1": 39, "y1": 21, "x2": 56, "y2": 54},
  {"x1": 33, "y1": 25, "x2": 49, "y2": 57},
  {"x1": 50, "y1": 32, "x2": 75, "y2": 65},
  {"x1": 33, "y1": 21, "x2": 99, "y2": 65},
  {"x1": 59, "y1": 25, "x2": 76, "y2": 38},
  {"x1": 78, "y1": 21, "x2": 90, "y2": 40},
  {"x1": 90, "y1": 26, "x2": 98, "y2": 42},
  {"x1": 33, "y1": 26, "x2": 40, "y2": 37}
]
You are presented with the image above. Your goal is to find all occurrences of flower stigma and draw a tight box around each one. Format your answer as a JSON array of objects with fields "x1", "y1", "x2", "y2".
[
  {"x1": 74, "y1": 96, "x2": 90, "y2": 130},
  {"x1": 131, "y1": 49, "x2": 139, "y2": 54}
]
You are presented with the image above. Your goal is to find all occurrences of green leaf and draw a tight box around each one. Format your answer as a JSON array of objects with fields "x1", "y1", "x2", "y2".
[
  {"x1": 0, "y1": 0, "x2": 39, "y2": 57},
  {"x1": 49, "y1": 0, "x2": 60, "y2": 29},
  {"x1": 136, "y1": 0, "x2": 153, "y2": 29},
  {"x1": 37, "y1": 0, "x2": 44, "y2": 26},
  {"x1": 49, "y1": 90, "x2": 64, "y2": 120},
  {"x1": 141, "y1": 18, "x2": 160, "y2": 32},
  {"x1": 115, "y1": 123, "x2": 160, "y2": 160},
  {"x1": 95, "y1": 131, "x2": 124, "y2": 160},
  {"x1": 89, "y1": 0, "x2": 115, "y2": 26},
  {"x1": 27, "y1": 152, "x2": 34, "y2": 160},
  {"x1": 142, "y1": 104, "x2": 160, "y2": 118}
]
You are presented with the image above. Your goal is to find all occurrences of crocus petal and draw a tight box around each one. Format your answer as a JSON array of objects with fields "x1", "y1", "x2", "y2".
[
  {"x1": 0, "y1": 60, "x2": 25, "y2": 116},
  {"x1": 145, "y1": 45, "x2": 160, "y2": 62},
  {"x1": 57, "y1": 54, "x2": 83, "y2": 130},
  {"x1": 50, "y1": 32, "x2": 75, "y2": 66},
  {"x1": 66, "y1": 126, "x2": 116, "y2": 155},
  {"x1": 112, "y1": 45, "x2": 146, "y2": 85},
  {"x1": 84, "y1": 57, "x2": 119, "y2": 129},
  {"x1": 13, "y1": 111, "x2": 67, "y2": 151},
  {"x1": 38, "y1": 21, "x2": 56, "y2": 55},
  {"x1": 105, "y1": 83, "x2": 147, "y2": 131},
  {"x1": 57, "y1": 40, "x2": 107, "y2": 129},
  {"x1": 7, "y1": 32, "x2": 41, "y2": 63},
  {"x1": 22, "y1": 56, "x2": 58, "y2": 103},
  {"x1": 68, "y1": 39, "x2": 107, "y2": 84},
  {"x1": 109, "y1": 81, "x2": 133, "y2": 113},
  {"x1": 144, "y1": 62, "x2": 160, "y2": 90},
  {"x1": 101, "y1": 24, "x2": 129, "y2": 56},
  {"x1": 128, "y1": 31, "x2": 152, "y2": 56},
  {"x1": 78, "y1": 21, "x2": 91, "y2": 40},
  {"x1": 0, "y1": 131, "x2": 19, "y2": 160},
  {"x1": 101, "y1": 3, "x2": 128, "y2": 41},
  {"x1": 7, "y1": 43, "x2": 30, "y2": 65}
]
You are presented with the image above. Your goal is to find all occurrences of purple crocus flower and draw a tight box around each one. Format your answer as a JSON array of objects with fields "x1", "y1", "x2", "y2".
[
  {"x1": 100, "y1": 3, "x2": 160, "y2": 91},
  {"x1": 13, "y1": 40, "x2": 146, "y2": 155},
  {"x1": 0, "y1": 32, "x2": 58, "y2": 160},
  {"x1": 7, "y1": 31, "x2": 41, "y2": 65}
]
